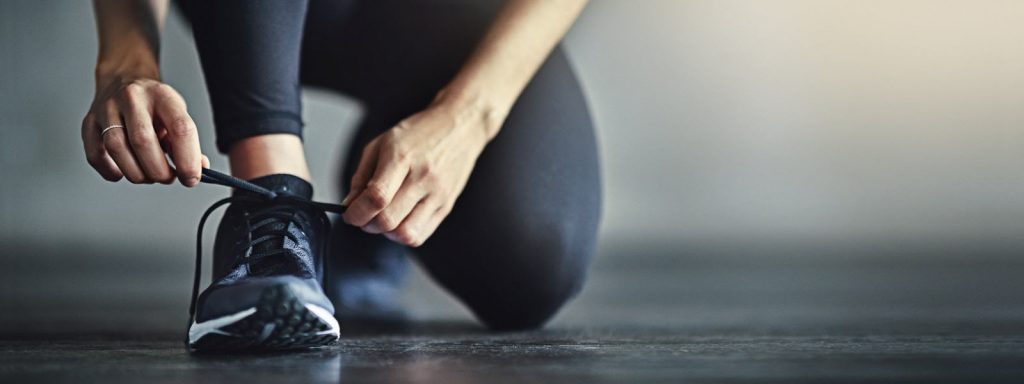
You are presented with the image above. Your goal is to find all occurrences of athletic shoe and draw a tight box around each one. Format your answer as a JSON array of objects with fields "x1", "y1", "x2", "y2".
[
  {"x1": 326, "y1": 222, "x2": 410, "y2": 324},
  {"x1": 186, "y1": 170, "x2": 344, "y2": 351}
]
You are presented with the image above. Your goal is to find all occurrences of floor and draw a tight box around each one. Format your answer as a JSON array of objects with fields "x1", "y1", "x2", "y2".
[{"x1": 2, "y1": 238, "x2": 1024, "y2": 383}]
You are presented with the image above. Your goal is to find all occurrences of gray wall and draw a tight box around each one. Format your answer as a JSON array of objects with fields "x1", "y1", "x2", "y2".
[{"x1": 2, "y1": 1, "x2": 1023, "y2": 254}]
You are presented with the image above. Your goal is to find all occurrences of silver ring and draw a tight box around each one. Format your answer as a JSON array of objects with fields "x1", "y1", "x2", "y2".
[{"x1": 101, "y1": 124, "x2": 124, "y2": 136}]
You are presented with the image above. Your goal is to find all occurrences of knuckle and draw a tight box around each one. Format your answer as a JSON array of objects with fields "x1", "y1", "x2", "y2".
[
  {"x1": 438, "y1": 203, "x2": 453, "y2": 216},
  {"x1": 394, "y1": 227, "x2": 419, "y2": 246},
  {"x1": 387, "y1": 147, "x2": 411, "y2": 163},
  {"x1": 125, "y1": 173, "x2": 147, "y2": 184},
  {"x1": 419, "y1": 163, "x2": 437, "y2": 181},
  {"x1": 121, "y1": 82, "x2": 143, "y2": 98},
  {"x1": 156, "y1": 84, "x2": 186, "y2": 105},
  {"x1": 154, "y1": 173, "x2": 175, "y2": 184},
  {"x1": 154, "y1": 82, "x2": 176, "y2": 95},
  {"x1": 166, "y1": 118, "x2": 194, "y2": 138},
  {"x1": 393, "y1": 149, "x2": 410, "y2": 162},
  {"x1": 128, "y1": 129, "x2": 152, "y2": 148},
  {"x1": 150, "y1": 165, "x2": 173, "y2": 180},
  {"x1": 81, "y1": 114, "x2": 93, "y2": 131},
  {"x1": 85, "y1": 151, "x2": 104, "y2": 167},
  {"x1": 376, "y1": 215, "x2": 399, "y2": 232},
  {"x1": 363, "y1": 184, "x2": 391, "y2": 209}
]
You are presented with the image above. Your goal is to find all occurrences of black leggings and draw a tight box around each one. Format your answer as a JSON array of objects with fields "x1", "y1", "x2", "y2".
[{"x1": 178, "y1": 0, "x2": 601, "y2": 329}]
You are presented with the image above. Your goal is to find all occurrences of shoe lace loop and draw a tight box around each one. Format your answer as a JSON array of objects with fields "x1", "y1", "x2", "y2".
[
  {"x1": 189, "y1": 168, "x2": 345, "y2": 326},
  {"x1": 230, "y1": 209, "x2": 301, "y2": 267}
]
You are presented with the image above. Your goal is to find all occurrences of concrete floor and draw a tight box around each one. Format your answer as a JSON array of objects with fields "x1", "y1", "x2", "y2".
[{"x1": 2, "y1": 239, "x2": 1024, "y2": 383}]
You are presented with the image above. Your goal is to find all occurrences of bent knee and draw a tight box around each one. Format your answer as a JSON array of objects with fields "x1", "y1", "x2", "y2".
[
  {"x1": 424, "y1": 214, "x2": 597, "y2": 330},
  {"x1": 468, "y1": 270, "x2": 587, "y2": 331}
]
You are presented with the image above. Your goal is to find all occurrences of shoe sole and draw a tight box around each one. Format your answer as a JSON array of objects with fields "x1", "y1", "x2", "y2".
[{"x1": 188, "y1": 284, "x2": 340, "y2": 351}]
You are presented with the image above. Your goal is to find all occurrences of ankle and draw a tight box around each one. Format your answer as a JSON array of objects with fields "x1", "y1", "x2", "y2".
[{"x1": 228, "y1": 134, "x2": 313, "y2": 182}]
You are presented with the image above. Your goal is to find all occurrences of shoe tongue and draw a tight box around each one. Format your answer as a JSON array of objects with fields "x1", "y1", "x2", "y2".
[
  {"x1": 234, "y1": 174, "x2": 313, "y2": 200},
  {"x1": 238, "y1": 174, "x2": 313, "y2": 276}
]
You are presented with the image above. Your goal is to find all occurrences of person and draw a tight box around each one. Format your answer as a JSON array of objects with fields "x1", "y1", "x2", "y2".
[{"x1": 83, "y1": 0, "x2": 601, "y2": 351}]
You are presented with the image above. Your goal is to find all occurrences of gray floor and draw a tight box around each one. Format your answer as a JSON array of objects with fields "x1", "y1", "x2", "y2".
[{"x1": 2, "y1": 238, "x2": 1024, "y2": 383}]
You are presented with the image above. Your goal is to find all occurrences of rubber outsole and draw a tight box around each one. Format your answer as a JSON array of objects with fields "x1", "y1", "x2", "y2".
[{"x1": 188, "y1": 284, "x2": 340, "y2": 351}]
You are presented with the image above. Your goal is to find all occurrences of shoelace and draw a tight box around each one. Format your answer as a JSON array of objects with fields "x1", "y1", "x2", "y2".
[{"x1": 188, "y1": 168, "x2": 345, "y2": 327}]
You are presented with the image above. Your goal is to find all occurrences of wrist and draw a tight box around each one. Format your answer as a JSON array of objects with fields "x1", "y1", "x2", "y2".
[
  {"x1": 95, "y1": 52, "x2": 160, "y2": 86},
  {"x1": 432, "y1": 83, "x2": 507, "y2": 143}
]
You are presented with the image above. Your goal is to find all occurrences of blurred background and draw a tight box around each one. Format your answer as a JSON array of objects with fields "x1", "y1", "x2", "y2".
[{"x1": 2, "y1": 0, "x2": 1024, "y2": 330}]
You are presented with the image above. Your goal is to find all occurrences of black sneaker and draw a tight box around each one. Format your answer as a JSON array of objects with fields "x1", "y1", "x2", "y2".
[{"x1": 186, "y1": 170, "x2": 344, "y2": 351}]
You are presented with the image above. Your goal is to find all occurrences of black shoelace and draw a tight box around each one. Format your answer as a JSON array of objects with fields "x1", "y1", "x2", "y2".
[{"x1": 188, "y1": 168, "x2": 345, "y2": 327}]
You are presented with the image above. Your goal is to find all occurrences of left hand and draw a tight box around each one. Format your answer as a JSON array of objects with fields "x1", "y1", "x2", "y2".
[{"x1": 341, "y1": 100, "x2": 493, "y2": 247}]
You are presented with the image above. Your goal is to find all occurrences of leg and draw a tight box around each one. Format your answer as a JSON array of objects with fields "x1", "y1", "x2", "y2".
[
  {"x1": 416, "y1": 50, "x2": 601, "y2": 330},
  {"x1": 175, "y1": 0, "x2": 345, "y2": 350},
  {"x1": 176, "y1": 0, "x2": 312, "y2": 180},
  {"x1": 302, "y1": 0, "x2": 600, "y2": 329}
]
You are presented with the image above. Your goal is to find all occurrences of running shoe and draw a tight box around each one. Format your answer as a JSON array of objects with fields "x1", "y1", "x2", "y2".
[{"x1": 186, "y1": 169, "x2": 344, "y2": 351}]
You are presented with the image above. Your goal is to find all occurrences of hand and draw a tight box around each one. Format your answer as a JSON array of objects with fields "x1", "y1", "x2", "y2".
[
  {"x1": 341, "y1": 101, "x2": 493, "y2": 247},
  {"x1": 82, "y1": 73, "x2": 207, "y2": 186}
]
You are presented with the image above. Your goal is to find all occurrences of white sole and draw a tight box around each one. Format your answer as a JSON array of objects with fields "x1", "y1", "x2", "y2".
[{"x1": 188, "y1": 303, "x2": 340, "y2": 348}]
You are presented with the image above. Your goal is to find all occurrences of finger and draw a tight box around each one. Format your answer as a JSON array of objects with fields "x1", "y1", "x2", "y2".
[
  {"x1": 364, "y1": 183, "x2": 426, "y2": 234},
  {"x1": 161, "y1": 137, "x2": 210, "y2": 176},
  {"x1": 118, "y1": 84, "x2": 175, "y2": 184},
  {"x1": 342, "y1": 145, "x2": 410, "y2": 227},
  {"x1": 387, "y1": 199, "x2": 448, "y2": 247},
  {"x1": 342, "y1": 139, "x2": 379, "y2": 206},
  {"x1": 101, "y1": 110, "x2": 148, "y2": 184},
  {"x1": 414, "y1": 205, "x2": 452, "y2": 247},
  {"x1": 81, "y1": 113, "x2": 123, "y2": 181},
  {"x1": 153, "y1": 85, "x2": 202, "y2": 187}
]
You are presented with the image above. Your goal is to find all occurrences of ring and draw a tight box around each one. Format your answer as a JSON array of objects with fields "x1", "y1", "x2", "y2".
[{"x1": 101, "y1": 124, "x2": 124, "y2": 136}]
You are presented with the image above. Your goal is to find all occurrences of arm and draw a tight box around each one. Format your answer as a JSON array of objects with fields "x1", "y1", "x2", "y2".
[
  {"x1": 342, "y1": 0, "x2": 588, "y2": 246},
  {"x1": 93, "y1": 0, "x2": 165, "y2": 82},
  {"x1": 439, "y1": 0, "x2": 589, "y2": 141},
  {"x1": 83, "y1": 0, "x2": 205, "y2": 186}
]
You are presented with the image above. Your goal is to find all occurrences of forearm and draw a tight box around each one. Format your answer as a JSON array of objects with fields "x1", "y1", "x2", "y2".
[
  {"x1": 92, "y1": 0, "x2": 168, "y2": 82},
  {"x1": 437, "y1": 0, "x2": 588, "y2": 141}
]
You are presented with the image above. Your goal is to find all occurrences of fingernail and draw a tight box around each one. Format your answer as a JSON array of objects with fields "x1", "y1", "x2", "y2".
[
  {"x1": 363, "y1": 223, "x2": 381, "y2": 234},
  {"x1": 341, "y1": 192, "x2": 356, "y2": 206}
]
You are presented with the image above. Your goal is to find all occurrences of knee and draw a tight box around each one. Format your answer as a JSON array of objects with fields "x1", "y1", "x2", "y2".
[
  {"x1": 424, "y1": 204, "x2": 599, "y2": 331},
  {"x1": 464, "y1": 232, "x2": 592, "y2": 331},
  {"x1": 471, "y1": 269, "x2": 586, "y2": 331}
]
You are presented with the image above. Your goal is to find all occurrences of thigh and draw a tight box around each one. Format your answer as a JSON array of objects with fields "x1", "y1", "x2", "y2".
[
  {"x1": 417, "y1": 49, "x2": 602, "y2": 330},
  {"x1": 301, "y1": 0, "x2": 504, "y2": 111}
]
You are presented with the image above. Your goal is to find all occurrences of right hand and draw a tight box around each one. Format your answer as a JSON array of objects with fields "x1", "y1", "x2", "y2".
[{"x1": 82, "y1": 74, "x2": 207, "y2": 186}]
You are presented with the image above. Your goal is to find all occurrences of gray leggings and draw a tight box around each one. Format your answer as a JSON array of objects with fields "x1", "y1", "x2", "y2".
[{"x1": 179, "y1": 0, "x2": 601, "y2": 329}]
